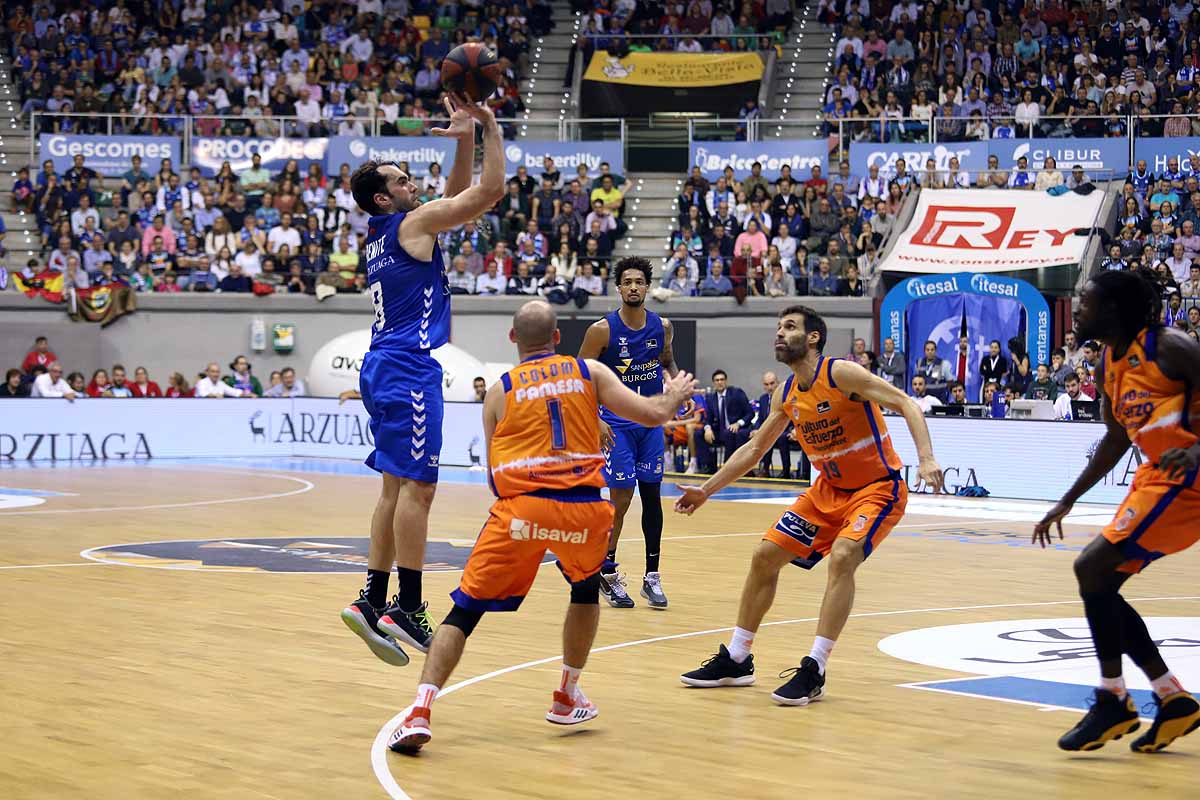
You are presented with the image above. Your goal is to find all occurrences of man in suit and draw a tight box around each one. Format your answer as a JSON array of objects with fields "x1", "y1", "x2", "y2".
[
  {"x1": 978, "y1": 339, "x2": 1008, "y2": 400},
  {"x1": 750, "y1": 370, "x2": 793, "y2": 479},
  {"x1": 703, "y1": 369, "x2": 755, "y2": 472},
  {"x1": 876, "y1": 337, "x2": 905, "y2": 388}
]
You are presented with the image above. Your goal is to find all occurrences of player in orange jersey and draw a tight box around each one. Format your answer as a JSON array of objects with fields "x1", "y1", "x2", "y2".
[
  {"x1": 1035, "y1": 268, "x2": 1200, "y2": 754},
  {"x1": 389, "y1": 300, "x2": 696, "y2": 753},
  {"x1": 677, "y1": 305, "x2": 943, "y2": 705}
]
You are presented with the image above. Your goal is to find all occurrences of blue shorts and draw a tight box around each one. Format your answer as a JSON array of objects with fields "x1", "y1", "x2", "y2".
[
  {"x1": 604, "y1": 425, "x2": 664, "y2": 488},
  {"x1": 360, "y1": 349, "x2": 443, "y2": 483}
]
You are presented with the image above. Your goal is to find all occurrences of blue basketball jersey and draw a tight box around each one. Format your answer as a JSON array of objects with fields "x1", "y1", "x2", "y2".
[
  {"x1": 598, "y1": 309, "x2": 665, "y2": 429},
  {"x1": 364, "y1": 211, "x2": 451, "y2": 352}
]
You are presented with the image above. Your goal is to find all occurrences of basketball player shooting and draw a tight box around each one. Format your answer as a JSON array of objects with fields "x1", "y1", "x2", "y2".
[
  {"x1": 340, "y1": 95, "x2": 505, "y2": 665},
  {"x1": 578, "y1": 257, "x2": 687, "y2": 609},
  {"x1": 676, "y1": 306, "x2": 943, "y2": 705}
]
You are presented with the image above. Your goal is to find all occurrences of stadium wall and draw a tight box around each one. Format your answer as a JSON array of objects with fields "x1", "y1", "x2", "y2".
[{"x1": 0, "y1": 295, "x2": 874, "y2": 393}]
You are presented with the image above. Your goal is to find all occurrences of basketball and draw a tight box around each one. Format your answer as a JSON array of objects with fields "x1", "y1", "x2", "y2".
[{"x1": 440, "y1": 43, "x2": 502, "y2": 103}]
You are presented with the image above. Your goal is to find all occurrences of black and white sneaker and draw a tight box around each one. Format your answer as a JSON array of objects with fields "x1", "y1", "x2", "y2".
[
  {"x1": 340, "y1": 590, "x2": 411, "y2": 667},
  {"x1": 378, "y1": 599, "x2": 436, "y2": 654},
  {"x1": 599, "y1": 570, "x2": 635, "y2": 608},
  {"x1": 680, "y1": 644, "x2": 756, "y2": 687},
  {"x1": 641, "y1": 572, "x2": 668, "y2": 609},
  {"x1": 771, "y1": 657, "x2": 826, "y2": 706}
]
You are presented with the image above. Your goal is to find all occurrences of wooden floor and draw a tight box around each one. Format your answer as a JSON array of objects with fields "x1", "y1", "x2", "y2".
[{"x1": 1, "y1": 459, "x2": 1197, "y2": 800}]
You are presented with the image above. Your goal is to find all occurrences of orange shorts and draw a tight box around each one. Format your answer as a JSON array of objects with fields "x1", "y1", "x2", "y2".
[
  {"x1": 1102, "y1": 466, "x2": 1200, "y2": 573},
  {"x1": 763, "y1": 475, "x2": 907, "y2": 569},
  {"x1": 668, "y1": 424, "x2": 692, "y2": 446},
  {"x1": 452, "y1": 490, "x2": 614, "y2": 611}
]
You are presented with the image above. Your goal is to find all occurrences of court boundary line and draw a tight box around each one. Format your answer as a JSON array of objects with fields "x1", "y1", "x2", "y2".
[
  {"x1": 0, "y1": 469, "x2": 314, "y2": 516},
  {"x1": 370, "y1": 595, "x2": 1200, "y2": 799},
  {"x1": 0, "y1": 562, "x2": 109, "y2": 570}
]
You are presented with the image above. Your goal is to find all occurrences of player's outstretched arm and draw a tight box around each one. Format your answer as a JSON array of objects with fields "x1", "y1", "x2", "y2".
[
  {"x1": 405, "y1": 102, "x2": 505, "y2": 235},
  {"x1": 830, "y1": 359, "x2": 943, "y2": 492},
  {"x1": 431, "y1": 95, "x2": 476, "y2": 199},
  {"x1": 589, "y1": 359, "x2": 696, "y2": 429},
  {"x1": 675, "y1": 385, "x2": 791, "y2": 515}
]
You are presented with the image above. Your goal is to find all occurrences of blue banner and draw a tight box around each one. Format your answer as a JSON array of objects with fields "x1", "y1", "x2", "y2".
[
  {"x1": 40, "y1": 134, "x2": 181, "y2": 178},
  {"x1": 880, "y1": 272, "x2": 1051, "y2": 385},
  {"x1": 988, "y1": 137, "x2": 1129, "y2": 177},
  {"x1": 689, "y1": 140, "x2": 827, "y2": 180},
  {"x1": 850, "y1": 142, "x2": 987, "y2": 177},
  {"x1": 503, "y1": 140, "x2": 625, "y2": 180},
  {"x1": 190, "y1": 137, "x2": 329, "y2": 177},
  {"x1": 905, "y1": 294, "x2": 964, "y2": 399},
  {"x1": 963, "y1": 293, "x2": 1025, "y2": 401},
  {"x1": 326, "y1": 136, "x2": 453, "y2": 178},
  {"x1": 1133, "y1": 136, "x2": 1200, "y2": 174}
]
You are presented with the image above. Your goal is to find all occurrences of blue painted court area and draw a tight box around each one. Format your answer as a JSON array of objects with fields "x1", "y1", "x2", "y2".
[
  {"x1": 0, "y1": 486, "x2": 72, "y2": 497},
  {"x1": 908, "y1": 676, "x2": 1157, "y2": 718}
]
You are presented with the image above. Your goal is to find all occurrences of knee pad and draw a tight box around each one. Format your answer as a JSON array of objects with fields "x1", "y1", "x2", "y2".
[
  {"x1": 570, "y1": 572, "x2": 601, "y2": 605},
  {"x1": 443, "y1": 605, "x2": 485, "y2": 638}
]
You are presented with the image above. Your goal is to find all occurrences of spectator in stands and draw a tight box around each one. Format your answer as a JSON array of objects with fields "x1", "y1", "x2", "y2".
[
  {"x1": 947, "y1": 382, "x2": 968, "y2": 406},
  {"x1": 1025, "y1": 363, "x2": 1059, "y2": 401},
  {"x1": 699, "y1": 261, "x2": 733, "y2": 297},
  {"x1": 910, "y1": 375, "x2": 942, "y2": 413},
  {"x1": 1053, "y1": 373, "x2": 1086, "y2": 420},
  {"x1": 264, "y1": 367, "x2": 308, "y2": 398},
  {"x1": 104, "y1": 365, "x2": 135, "y2": 398},
  {"x1": 734, "y1": 219, "x2": 768, "y2": 260},
  {"x1": 1007, "y1": 336, "x2": 1033, "y2": 395},
  {"x1": 194, "y1": 363, "x2": 246, "y2": 398},
  {"x1": 537, "y1": 264, "x2": 570, "y2": 304},
  {"x1": 876, "y1": 337, "x2": 905, "y2": 388},
  {"x1": 809, "y1": 257, "x2": 837, "y2": 296},
  {"x1": 476, "y1": 261, "x2": 506, "y2": 296},
  {"x1": 979, "y1": 339, "x2": 1008, "y2": 391},
  {"x1": 164, "y1": 373, "x2": 191, "y2": 398},
  {"x1": 129, "y1": 367, "x2": 162, "y2": 398},
  {"x1": 915, "y1": 340, "x2": 953, "y2": 402},
  {"x1": 22, "y1": 336, "x2": 56, "y2": 374},
  {"x1": 448, "y1": 256, "x2": 475, "y2": 295},
  {"x1": 764, "y1": 263, "x2": 794, "y2": 297},
  {"x1": 224, "y1": 357, "x2": 262, "y2": 397},
  {"x1": 506, "y1": 261, "x2": 537, "y2": 295},
  {"x1": 1181, "y1": 265, "x2": 1200, "y2": 297},
  {"x1": 1050, "y1": 349, "x2": 1073, "y2": 389},
  {"x1": 86, "y1": 369, "x2": 111, "y2": 398},
  {"x1": 218, "y1": 262, "x2": 253, "y2": 293},
  {"x1": 31, "y1": 362, "x2": 76, "y2": 400},
  {"x1": 836, "y1": 263, "x2": 865, "y2": 296}
]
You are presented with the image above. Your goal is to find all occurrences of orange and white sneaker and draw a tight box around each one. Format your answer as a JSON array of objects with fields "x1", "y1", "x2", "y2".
[
  {"x1": 388, "y1": 706, "x2": 432, "y2": 754},
  {"x1": 545, "y1": 689, "x2": 599, "y2": 725}
]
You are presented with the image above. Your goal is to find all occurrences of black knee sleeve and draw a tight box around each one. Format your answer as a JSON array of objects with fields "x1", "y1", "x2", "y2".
[
  {"x1": 638, "y1": 480, "x2": 663, "y2": 573},
  {"x1": 1081, "y1": 591, "x2": 1124, "y2": 664},
  {"x1": 1117, "y1": 596, "x2": 1162, "y2": 669},
  {"x1": 443, "y1": 605, "x2": 485, "y2": 638},
  {"x1": 570, "y1": 573, "x2": 601, "y2": 604}
]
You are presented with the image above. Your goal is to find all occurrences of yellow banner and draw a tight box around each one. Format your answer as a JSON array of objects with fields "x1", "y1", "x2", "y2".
[{"x1": 583, "y1": 51, "x2": 764, "y2": 88}]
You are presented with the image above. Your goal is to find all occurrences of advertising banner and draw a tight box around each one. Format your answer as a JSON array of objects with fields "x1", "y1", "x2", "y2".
[
  {"x1": 688, "y1": 140, "x2": 827, "y2": 180},
  {"x1": 849, "y1": 141, "x2": 987, "y2": 177},
  {"x1": 0, "y1": 399, "x2": 484, "y2": 467},
  {"x1": 879, "y1": 271, "x2": 1051, "y2": 381},
  {"x1": 877, "y1": 189, "x2": 1104, "y2": 273},
  {"x1": 582, "y1": 50, "x2": 764, "y2": 116},
  {"x1": 987, "y1": 137, "x2": 1129, "y2": 177},
  {"x1": 326, "y1": 136, "x2": 453, "y2": 177},
  {"x1": 503, "y1": 140, "x2": 625, "y2": 179},
  {"x1": 39, "y1": 134, "x2": 181, "y2": 178},
  {"x1": 191, "y1": 136, "x2": 329, "y2": 177},
  {"x1": 1133, "y1": 136, "x2": 1200, "y2": 174}
]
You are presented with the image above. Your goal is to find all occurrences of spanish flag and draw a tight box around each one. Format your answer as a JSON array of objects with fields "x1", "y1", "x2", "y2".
[{"x1": 13, "y1": 268, "x2": 65, "y2": 303}]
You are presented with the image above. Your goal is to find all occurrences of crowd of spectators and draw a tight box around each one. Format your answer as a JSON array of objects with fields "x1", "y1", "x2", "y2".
[
  {"x1": 818, "y1": 0, "x2": 1200, "y2": 143},
  {"x1": 11, "y1": 0, "x2": 548, "y2": 138},
  {"x1": 3, "y1": 336, "x2": 316, "y2": 399},
  {"x1": 570, "y1": 0, "x2": 791, "y2": 58},
  {"x1": 660, "y1": 159, "x2": 893, "y2": 300},
  {"x1": 10, "y1": 145, "x2": 629, "y2": 302}
]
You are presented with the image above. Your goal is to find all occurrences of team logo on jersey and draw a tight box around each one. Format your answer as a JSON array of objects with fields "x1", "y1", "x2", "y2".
[
  {"x1": 616, "y1": 359, "x2": 632, "y2": 374},
  {"x1": 509, "y1": 518, "x2": 590, "y2": 544},
  {"x1": 645, "y1": 339, "x2": 658, "y2": 350},
  {"x1": 1115, "y1": 507, "x2": 1138, "y2": 531},
  {"x1": 852, "y1": 514, "x2": 869, "y2": 532},
  {"x1": 620, "y1": 347, "x2": 630, "y2": 358},
  {"x1": 774, "y1": 511, "x2": 818, "y2": 546},
  {"x1": 618, "y1": 337, "x2": 628, "y2": 346},
  {"x1": 1128, "y1": 355, "x2": 1141, "y2": 367},
  {"x1": 816, "y1": 401, "x2": 832, "y2": 414}
]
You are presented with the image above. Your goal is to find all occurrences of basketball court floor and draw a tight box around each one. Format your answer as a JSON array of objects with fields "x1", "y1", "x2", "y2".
[{"x1": 1, "y1": 457, "x2": 1197, "y2": 799}]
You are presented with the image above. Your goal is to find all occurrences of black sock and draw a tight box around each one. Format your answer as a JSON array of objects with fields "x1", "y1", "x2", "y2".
[
  {"x1": 365, "y1": 568, "x2": 390, "y2": 609},
  {"x1": 1081, "y1": 590, "x2": 1124, "y2": 676},
  {"x1": 396, "y1": 566, "x2": 423, "y2": 612},
  {"x1": 638, "y1": 480, "x2": 663, "y2": 574},
  {"x1": 602, "y1": 550, "x2": 617, "y2": 574}
]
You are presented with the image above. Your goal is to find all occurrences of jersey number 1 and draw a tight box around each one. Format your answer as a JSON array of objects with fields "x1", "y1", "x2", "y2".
[{"x1": 547, "y1": 399, "x2": 566, "y2": 451}]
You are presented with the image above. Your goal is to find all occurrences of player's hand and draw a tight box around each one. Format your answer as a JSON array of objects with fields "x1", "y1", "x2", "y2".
[
  {"x1": 704, "y1": 425, "x2": 715, "y2": 445},
  {"x1": 1032, "y1": 500, "x2": 1072, "y2": 548},
  {"x1": 599, "y1": 419, "x2": 615, "y2": 451},
  {"x1": 663, "y1": 370, "x2": 698, "y2": 407},
  {"x1": 674, "y1": 483, "x2": 709, "y2": 515},
  {"x1": 681, "y1": 396, "x2": 695, "y2": 416},
  {"x1": 431, "y1": 95, "x2": 475, "y2": 138},
  {"x1": 748, "y1": 427, "x2": 758, "y2": 439},
  {"x1": 1157, "y1": 445, "x2": 1200, "y2": 481},
  {"x1": 457, "y1": 94, "x2": 498, "y2": 126},
  {"x1": 918, "y1": 456, "x2": 944, "y2": 493}
]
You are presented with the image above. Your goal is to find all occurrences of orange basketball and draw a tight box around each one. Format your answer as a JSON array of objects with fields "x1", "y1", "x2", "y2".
[{"x1": 440, "y1": 43, "x2": 502, "y2": 103}]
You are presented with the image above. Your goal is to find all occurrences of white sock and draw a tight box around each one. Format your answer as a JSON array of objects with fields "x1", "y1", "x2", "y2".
[
  {"x1": 1099, "y1": 675, "x2": 1127, "y2": 699},
  {"x1": 559, "y1": 664, "x2": 583, "y2": 698},
  {"x1": 414, "y1": 683, "x2": 439, "y2": 710},
  {"x1": 1151, "y1": 671, "x2": 1187, "y2": 698},
  {"x1": 809, "y1": 636, "x2": 836, "y2": 674},
  {"x1": 728, "y1": 627, "x2": 755, "y2": 663}
]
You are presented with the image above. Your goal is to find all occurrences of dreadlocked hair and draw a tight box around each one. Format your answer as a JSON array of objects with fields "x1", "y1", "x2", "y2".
[{"x1": 1089, "y1": 266, "x2": 1164, "y2": 342}]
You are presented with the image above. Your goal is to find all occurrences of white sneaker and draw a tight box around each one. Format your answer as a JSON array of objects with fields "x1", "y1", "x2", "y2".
[
  {"x1": 685, "y1": 459, "x2": 698, "y2": 474},
  {"x1": 640, "y1": 572, "x2": 668, "y2": 609},
  {"x1": 546, "y1": 689, "x2": 599, "y2": 725},
  {"x1": 388, "y1": 706, "x2": 432, "y2": 753}
]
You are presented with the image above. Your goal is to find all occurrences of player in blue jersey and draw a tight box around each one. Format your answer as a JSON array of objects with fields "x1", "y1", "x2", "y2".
[
  {"x1": 339, "y1": 96, "x2": 506, "y2": 665},
  {"x1": 578, "y1": 257, "x2": 686, "y2": 609}
]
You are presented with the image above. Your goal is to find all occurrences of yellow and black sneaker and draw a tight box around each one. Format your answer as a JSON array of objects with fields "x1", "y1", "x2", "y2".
[
  {"x1": 1130, "y1": 692, "x2": 1200, "y2": 753},
  {"x1": 1058, "y1": 689, "x2": 1140, "y2": 751}
]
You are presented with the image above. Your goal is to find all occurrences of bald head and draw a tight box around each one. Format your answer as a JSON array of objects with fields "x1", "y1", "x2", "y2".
[{"x1": 511, "y1": 300, "x2": 558, "y2": 349}]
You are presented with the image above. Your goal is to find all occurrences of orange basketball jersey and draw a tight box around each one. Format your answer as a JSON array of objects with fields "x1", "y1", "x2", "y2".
[
  {"x1": 781, "y1": 356, "x2": 902, "y2": 489},
  {"x1": 489, "y1": 354, "x2": 607, "y2": 498},
  {"x1": 1102, "y1": 327, "x2": 1199, "y2": 466}
]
